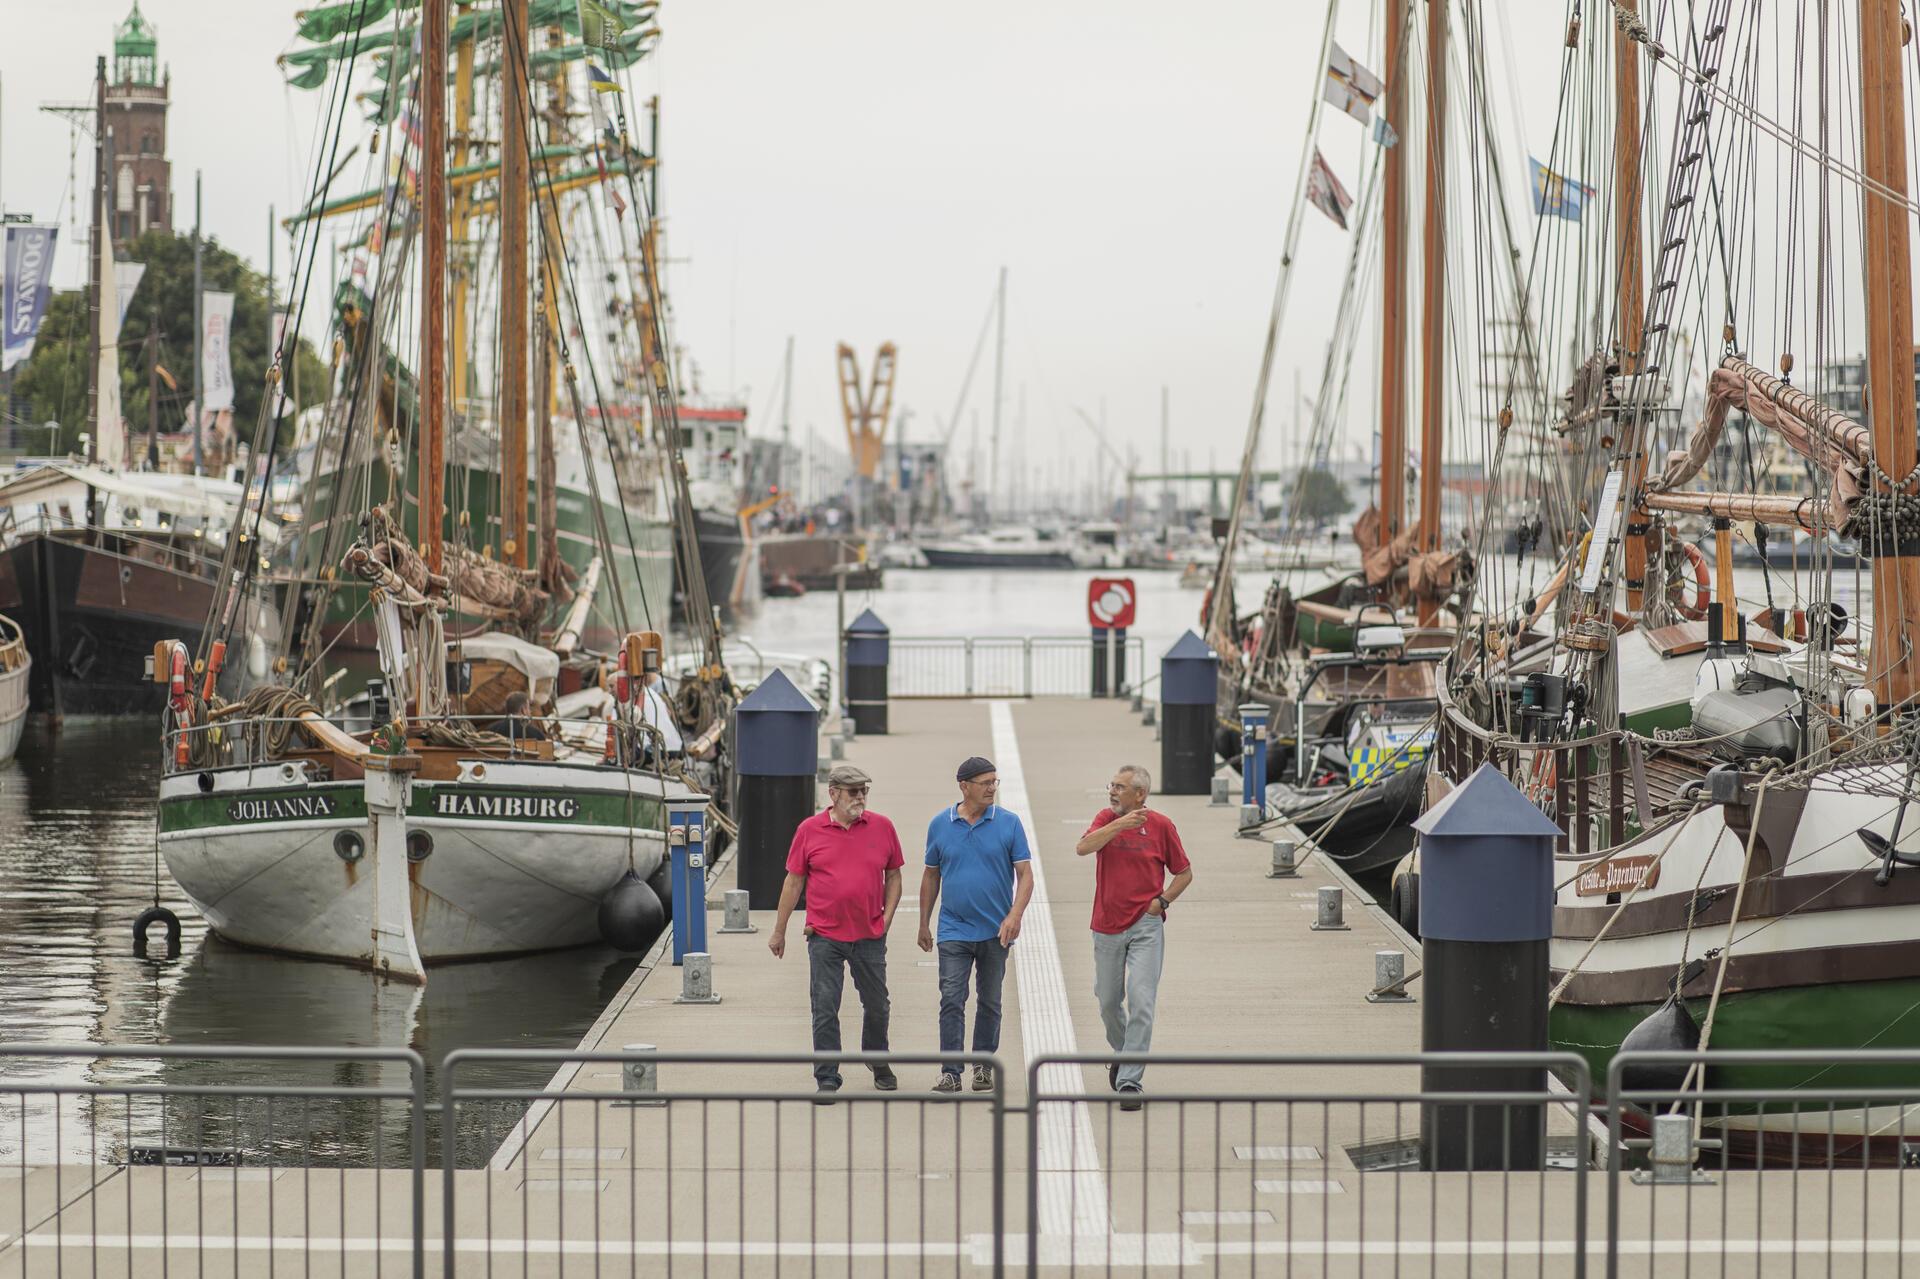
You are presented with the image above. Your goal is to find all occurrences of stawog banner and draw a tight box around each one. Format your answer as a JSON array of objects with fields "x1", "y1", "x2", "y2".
[
  {"x1": 201, "y1": 289, "x2": 237, "y2": 412},
  {"x1": 2, "y1": 224, "x2": 59, "y2": 373}
]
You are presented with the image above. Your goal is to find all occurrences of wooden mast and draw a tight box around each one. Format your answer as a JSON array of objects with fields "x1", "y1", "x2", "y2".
[
  {"x1": 418, "y1": 0, "x2": 449, "y2": 576},
  {"x1": 448, "y1": 1, "x2": 476, "y2": 416},
  {"x1": 500, "y1": 0, "x2": 530, "y2": 568},
  {"x1": 1860, "y1": 0, "x2": 1920, "y2": 709},
  {"x1": 1378, "y1": 1, "x2": 1409, "y2": 540},
  {"x1": 1414, "y1": 0, "x2": 1446, "y2": 622},
  {"x1": 1615, "y1": 3, "x2": 1651, "y2": 613}
]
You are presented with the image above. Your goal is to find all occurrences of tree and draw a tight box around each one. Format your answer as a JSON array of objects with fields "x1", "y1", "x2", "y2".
[
  {"x1": 11, "y1": 229, "x2": 328, "y2": 456},
  {"x1": 1289, "y1": 466, "x2": 1353, "y2": 524}
]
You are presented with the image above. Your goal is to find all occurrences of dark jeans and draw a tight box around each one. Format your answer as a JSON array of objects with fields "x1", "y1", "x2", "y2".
[
  {"x1": 937, "y1": 938, "x2": 1009, "y2": 1076},
  {"x1": 807, "y1": 934, "x2": 890, "y2": 1085}
]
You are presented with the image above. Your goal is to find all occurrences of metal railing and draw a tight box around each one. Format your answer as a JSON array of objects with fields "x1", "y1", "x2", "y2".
[
  {"x1": 11, "y1": 1044, "x2": 1920, "y2": 1273},
  {"x1": 888, "y1": 635, "x2": 1146, "y2": 699},
  {"x1": 440, "y1": 1049, "x2": 1004, "y2": 1275},
  {"x1": 1027, "y1": 1051, "x2": 1593, "y2": 1274},
  {"x1": 0, "y1": 1043, "x2": 425, "y2": 1276}
]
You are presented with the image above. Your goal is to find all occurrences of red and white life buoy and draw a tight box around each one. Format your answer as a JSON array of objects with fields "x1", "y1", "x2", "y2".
[{"x1": 1667, "y1": 542, "x2": 1711, "y2": 621}]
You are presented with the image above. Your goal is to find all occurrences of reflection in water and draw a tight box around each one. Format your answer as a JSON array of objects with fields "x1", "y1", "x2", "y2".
[{"x1": 0, "y1": 718, "x2": 638, "y2": 1165}]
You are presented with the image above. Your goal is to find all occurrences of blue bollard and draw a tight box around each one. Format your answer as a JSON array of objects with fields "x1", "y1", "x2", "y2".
[
  {"x1": 668, "y1": 798, "x2": 711, "y2": 965},
  {"x1": 1238, "y1": 702, "x2": 1269, "y2": 807}
]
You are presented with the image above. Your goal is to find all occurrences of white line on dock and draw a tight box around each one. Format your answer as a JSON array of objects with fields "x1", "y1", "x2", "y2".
[{"x1": 989, "y1": 699, "x2": 1111, "y2": 1239}]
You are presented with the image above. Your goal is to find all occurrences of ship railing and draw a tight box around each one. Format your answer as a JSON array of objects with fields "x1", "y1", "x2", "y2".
[
  {"x1": 160, "y1": 711, "x2": 656, "y2": 773},
  {"x1": 1435, "y1": 689, "x2": 1676, "y2": 861},
  {"x1": 887, "y1": 634, "x2": 1147, "y2": 699}
]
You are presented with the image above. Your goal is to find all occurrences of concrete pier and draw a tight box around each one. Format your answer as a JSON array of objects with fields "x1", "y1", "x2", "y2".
[{"x1": 2, "y1": 699, "x2": 1915, "y2": 1273}]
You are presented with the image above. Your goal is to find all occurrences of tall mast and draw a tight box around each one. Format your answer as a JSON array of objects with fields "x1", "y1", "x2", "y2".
[
  {"x1": 1860, "y1": 0, "x2": 1920, "y2": 709},
  {"x1": 86, "y1": 57, "x2": 104, "y2": 461},
  {"x1": 448, "y1": 0, "x2": 476, "y2": 415},
  {"x1": 499, "y1": 0, "x2": 529, "y2": 568},
  {"x1": 780, "y1": 333, "x2": 794, "y2": 495},
  {"x1": 1378, "y1": 1, "x2": 1409, "y2": 539},
  {"x1": 418, "y1": 0, "x2": 449, "y2": 575},
  {"x1": 1615, "y1": 3, "x2": 1651, "y2": 612},
  {"x1": 1413, "y1": 0, "x2": 1447, "y2": 622},
  {"x1": 989, "y1": 265, "x2": 1005, "y2": 523}
]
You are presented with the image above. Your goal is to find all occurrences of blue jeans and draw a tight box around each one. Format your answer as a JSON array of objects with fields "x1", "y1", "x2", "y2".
[
  {"x1": 807, "y1": 934, "x2": 890, "y2": 1086},
  {"x1": 937, "y1": 938, "x2": 1009, "y2": 1076},
  {"x1": 1092, "y1": 914, "x2": 1164, "y2": 1087}
]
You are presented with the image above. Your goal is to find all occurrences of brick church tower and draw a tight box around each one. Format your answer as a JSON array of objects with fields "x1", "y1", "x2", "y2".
[{"x1": 105, "y1": 2, "x2": 171, "y2": 247}]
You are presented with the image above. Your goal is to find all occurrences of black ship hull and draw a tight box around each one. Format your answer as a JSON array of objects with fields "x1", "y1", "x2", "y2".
[
  {"x1": 0, "y1": 534, "x2": 277, "y2": 718},
  {"x1": 685, "y1": 507, "x2": 757, "y2": 620},
  {"x1": 1268, "y1": 756, "x2": 1427, "y2": 876}
]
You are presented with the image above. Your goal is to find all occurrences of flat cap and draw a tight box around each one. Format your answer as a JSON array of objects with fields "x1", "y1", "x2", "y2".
[
  {"x1": 826, "y1": 763, "x2": 872, "y2": 787},
  {"x1": 956, "y1": 756, "x2": 995, "y2": 781}
]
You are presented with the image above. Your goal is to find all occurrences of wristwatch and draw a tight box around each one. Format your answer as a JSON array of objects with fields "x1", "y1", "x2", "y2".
[{"x1": 1153, "y1": 895, "x2": 1170, "y2": 916}]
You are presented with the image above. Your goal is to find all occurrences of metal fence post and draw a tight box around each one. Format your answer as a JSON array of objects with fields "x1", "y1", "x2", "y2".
[
  {"x1": 965, "y1": 638, "x2": 975, "y2": 696},
  {"x1": 412, "y1": 1051, "x2": 427, "y2": 1279},
  {"x1": 1023, "y1": 638, "x2": 1034, "y2": 698}
]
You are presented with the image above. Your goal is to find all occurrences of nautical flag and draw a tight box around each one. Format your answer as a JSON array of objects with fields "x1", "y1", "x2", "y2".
[
  {"x1": 1306, "y1": 150, "x2": 1354, "y2": 230},
  {"x1": 1323, "y1": 42, "x2": 1384, "y2": 125},
  {"x1": 1372, "y1": 116, "x2": 1398, "y2": 149},
  {"x1": 1530, "y1": 156, "x2": 1596, "y2": 222},
  {"x1": 1, "y1": 224, "x2": 58, "y2": 373},
  {"x1": 587, "y1": 61, "x2": 619, "y2": 93},
  {"x1": 577, "y1": 0, "x2": 626, "y2": 52}
]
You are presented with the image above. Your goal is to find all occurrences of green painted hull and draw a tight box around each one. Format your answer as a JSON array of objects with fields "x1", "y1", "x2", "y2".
[
  {"x1": 1295, "y1": 613, "x2": 1353, "y2": 651},
  {"x1": 1556, "y1": 979, "x2": 1920, "y2": 1095},
  {"x1": 295, "y1": 461, "x2": 675, "y2": 649}
]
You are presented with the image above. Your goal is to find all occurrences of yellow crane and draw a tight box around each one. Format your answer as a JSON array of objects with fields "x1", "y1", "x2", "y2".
[{"x1": 835, "y1": 342, "x2": 897, "y2": 480}]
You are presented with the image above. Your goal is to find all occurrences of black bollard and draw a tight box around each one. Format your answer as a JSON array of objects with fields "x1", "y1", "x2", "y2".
[
  {"x1": 735, "y1": 669, "x2": 820, "y2": 909},
  {"x1": 1089, "y1": 626, "x2": 1128, "y2": 698},
  {"x1": 1159, "y1": 630, "x2": 1219, "y2": 795},
  {"x1": 1412, "y1": 762, "x2": 1561, "y2": 1171},
  {"x1": 844, "y1": 608, "x2": 890, "y2": 735}
]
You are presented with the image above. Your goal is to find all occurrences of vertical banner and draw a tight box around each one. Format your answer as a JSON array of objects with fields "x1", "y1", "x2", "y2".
[
  {"x1": 115, "y1": 261, "x2": 146, "y2": 327},
  {"x1": 2, "y1": 224, "x2": 59, "y2": 373},
  {"x1": 201, "y1": 290, "x2": 237, "y2": 412}
]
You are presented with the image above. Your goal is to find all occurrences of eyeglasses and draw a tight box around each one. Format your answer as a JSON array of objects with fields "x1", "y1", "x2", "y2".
[
  {"x1": 965, "y1": 778, "x2": 1000, "y2": 788},
  {"x1": 1106, "y1": 782, "x2": 1135, "y2": 791},
  {"x1": 833, "y1": 785, "x2": 870, "y2": 798}
]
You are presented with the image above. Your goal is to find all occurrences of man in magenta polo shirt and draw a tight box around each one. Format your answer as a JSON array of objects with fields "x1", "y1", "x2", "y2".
[
  {"x1": 1075, "y1": 762, "x2": 1193, "y2": 1110},
  {"x1": 771, "y1": 763, "x2": 904, "y2": 1098}
]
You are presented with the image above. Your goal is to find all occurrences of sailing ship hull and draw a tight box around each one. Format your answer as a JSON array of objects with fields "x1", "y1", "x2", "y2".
[
  {"x1": 0, "y1": 662, "x2": 24, "y2": 762},
  {"x1": 299, "y1": 462, "x2": 676, "y2": 652},
  {"x1": 758, "y1": 533, "x2": 884, "y2": 591},
  {"x1": 1267, "y1": 756, "x2": 1427, "y2": 875},
  {"x1": 689, "y1": 506, "x2": 759, "y2": 619},
  {"x1": 158, "y1": 760, "x2": 673, "y2": 966},
  {"x1": 0, "y1": 533, "x2": 278, "y2": 717},
  {"x1": 918, "y1": 545, "x2": 1077, "y2": 569}
]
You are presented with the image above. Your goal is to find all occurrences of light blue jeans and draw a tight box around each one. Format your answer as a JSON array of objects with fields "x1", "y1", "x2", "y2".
[{"x1": 1091, "y1": 913, "x2": 1164, "y2": 1087}]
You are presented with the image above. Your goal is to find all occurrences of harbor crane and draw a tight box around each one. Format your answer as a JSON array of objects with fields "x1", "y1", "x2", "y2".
[{"x1": 835, "y1": 342, "x2": 897, "y2": 480}]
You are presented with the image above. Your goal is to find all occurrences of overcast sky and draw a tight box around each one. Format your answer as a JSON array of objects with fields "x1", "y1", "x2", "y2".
[{"x1": 5, "y1": 2, "x2": 1584, "y2": 495}]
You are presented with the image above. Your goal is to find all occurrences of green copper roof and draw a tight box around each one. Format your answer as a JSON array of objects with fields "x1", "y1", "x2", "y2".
[{"x1": 115, "y1": 2, "x2": 159, "y2": 84}]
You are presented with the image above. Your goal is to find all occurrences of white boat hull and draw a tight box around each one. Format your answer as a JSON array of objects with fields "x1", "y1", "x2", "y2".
[
  {"x1": 0, "y1": 644, "x2": 26, "y2": 764},
  {"x1": 159, "y1": 759, "x2": 683, "y2": 970}
]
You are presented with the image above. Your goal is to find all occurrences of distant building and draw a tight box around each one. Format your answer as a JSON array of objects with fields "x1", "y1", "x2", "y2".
[
  {"x1": 1816, "y1": 350, "x2": 1920, "y2": 422},
  {"x1": 105, "y1": 2, "x2": 171, "y2": 246}
]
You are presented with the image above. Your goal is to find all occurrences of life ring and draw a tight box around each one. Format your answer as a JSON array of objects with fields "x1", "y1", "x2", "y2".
[{"x1": 1666, "y1": 542, "x2": 1710, "y2": 621}]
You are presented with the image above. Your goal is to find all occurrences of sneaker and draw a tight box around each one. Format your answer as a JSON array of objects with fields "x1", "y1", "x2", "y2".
[
  {"x1": 813, "y1": 1081, "x2": 841, "y2": 1106},
  {"x1": 971, "y1": 1065, "x2": 995, "y2": 1092},
  {"x1": 871, "y1": 1066, "x2": 899, "y2": 1092},
  {"x1": 932, "y1": 1072, "x2": 963, "y2": 1094},
  {"x1": 1117, "y1": 1081, "x2": 1143, "y2": 1113}
]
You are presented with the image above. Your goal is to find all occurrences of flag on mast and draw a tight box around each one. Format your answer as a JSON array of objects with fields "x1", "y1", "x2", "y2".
[
  {"x1": 577, "y1": 0, "x2": 626, "y2": 52},
  {"x1": 1322, "y1": 42, "x2": 1384, "y2": 125},
  {"x1": 587, "y1": 61, "x2": 619, "y2": 93},
  {"x1": 1529, "y1": 157, "x2": 1596, "y2": 221},
  {"x1": 1306, "y1": 150, "x2": 1354, "y2": 230}
]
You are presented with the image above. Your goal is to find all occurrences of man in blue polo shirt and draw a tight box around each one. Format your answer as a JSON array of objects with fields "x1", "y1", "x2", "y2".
[{"x1": 917, "y1": 755, "x2": 1034, "y2": 1093}]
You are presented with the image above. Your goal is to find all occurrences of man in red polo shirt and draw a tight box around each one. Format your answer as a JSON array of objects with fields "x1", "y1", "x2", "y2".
[
  {"x1": 1075, "y1": 762, "x2": 1193, "y2": 1110},
  {"x1": 771, "y1": 763, "x2": 904, "y2": 1098}
]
